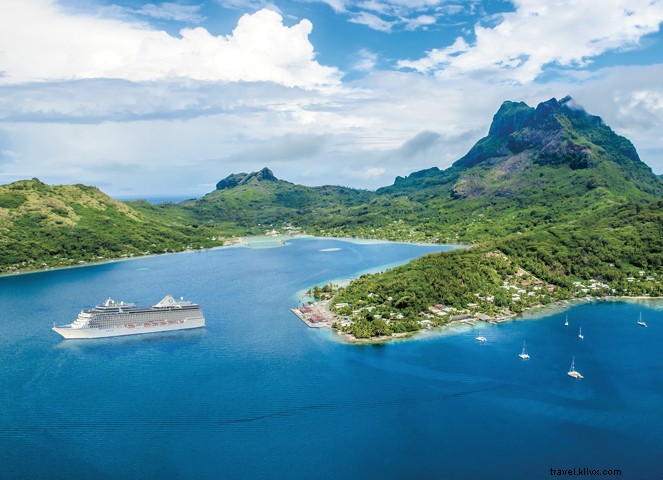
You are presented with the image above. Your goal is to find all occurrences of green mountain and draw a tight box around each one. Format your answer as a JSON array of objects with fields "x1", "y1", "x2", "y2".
[
  {"x1": 322, "y1": 97, "x2": 663, "y2": 339},
  {"x1": 364, "y1": 96, "x2": 662, "y2": 242},
  {"x1": 0, "y1": 179, "x2": 223, "y2": 273},
  {"x1": 162, "y1": 97, "x2": 661, "y2": 245},
  {"x1": 181, "y1": 167, "x2": 377, "y2": 232}
]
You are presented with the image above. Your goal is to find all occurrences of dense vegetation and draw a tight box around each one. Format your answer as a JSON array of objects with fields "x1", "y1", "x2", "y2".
[
  {"x1": 181, "y1": 168, "x2": 377, "y2": 233},
  {"x1": 0, "y1": 179, "x2": 227, "y2": 273},
  {"x1": 317, "y1": 97, "x2": 663, "y2": 339},
  {"x1": 331, "y1": 200, "x2": 663, "y2": 338}
]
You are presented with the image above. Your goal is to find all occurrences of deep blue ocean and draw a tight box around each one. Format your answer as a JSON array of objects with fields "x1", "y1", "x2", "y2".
[{"x1": 1, "y1": 238, "x2": 662, "y2": 479}]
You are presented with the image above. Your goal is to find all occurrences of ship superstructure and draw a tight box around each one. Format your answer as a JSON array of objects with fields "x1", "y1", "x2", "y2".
[{"x1": 52, "y1": 295, "x2": 205, "y2": 339}]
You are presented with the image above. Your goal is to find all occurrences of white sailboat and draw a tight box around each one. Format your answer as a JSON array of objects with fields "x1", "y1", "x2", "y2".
[
  {"x1": 518, "y1": 341, "x2": 530, "y2": 359},
  {"x1": 475, "y1": 331, "x2": 487, "y2": 342},
  {"x1": 578, "y1": 326, "x2": 584, "y2": 340},
  {"x1": 564, "y1": 315, "x2": 569, "y2": 327},
  {"x1": 637, "y1": 312, "x2": 647, "y2": 327},
  {"x1": 567, "y1": 356, "x2": 583, "y2": 379}
]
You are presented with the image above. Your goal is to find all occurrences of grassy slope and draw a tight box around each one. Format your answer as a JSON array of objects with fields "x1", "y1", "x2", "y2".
[{"x1": 0, "y1": 180, "x2": 226, "y2": 273}]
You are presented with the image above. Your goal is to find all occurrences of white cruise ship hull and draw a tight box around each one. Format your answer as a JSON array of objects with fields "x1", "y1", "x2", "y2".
[{"x1": 52, "y1": 316, "x2": 205, "y2": 339}]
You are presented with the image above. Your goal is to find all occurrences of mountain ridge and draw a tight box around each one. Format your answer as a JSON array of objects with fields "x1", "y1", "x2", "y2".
[{"x1": 2, "y1": 95, "x2": 661, "y2": 274}]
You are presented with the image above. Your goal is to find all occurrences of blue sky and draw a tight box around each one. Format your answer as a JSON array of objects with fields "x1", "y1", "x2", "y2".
[{"x1": 1, "y1": 0, "x2": 663, "y2": 196}]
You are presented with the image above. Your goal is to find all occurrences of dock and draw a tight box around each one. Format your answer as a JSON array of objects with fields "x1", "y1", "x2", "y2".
[{"x1": 290, "y1": 308, "x2": 330, "y2": 328}]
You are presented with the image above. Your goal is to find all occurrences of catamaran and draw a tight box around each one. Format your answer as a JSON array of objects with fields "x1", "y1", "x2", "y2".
[
  {"x1": 567, "y1": 356, "x2": 583, "y2": 379},
  {"x1": 637, "y1": 312, "x2": 647, "y2": 327},
  {"x1": 518, "y1": 341, "x2": 530, "y2": 359},
  {"x1": 475, "y1": 332, "x2": 487, "y2": 343}
]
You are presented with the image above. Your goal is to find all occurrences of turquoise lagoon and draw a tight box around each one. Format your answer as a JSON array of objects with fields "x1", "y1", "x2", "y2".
[{"x1": 0, "y1": 238, "x2": 661, "y2": 479}]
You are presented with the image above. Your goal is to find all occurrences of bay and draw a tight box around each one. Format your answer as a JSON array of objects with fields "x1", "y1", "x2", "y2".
[{"x1": 0, "y1": 237, "x2": 661, "y2": 479}]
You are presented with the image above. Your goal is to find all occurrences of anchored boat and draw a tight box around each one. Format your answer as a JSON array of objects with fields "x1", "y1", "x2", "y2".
[{"x1": 567, "y1": 356, "x2": 583, "y2": 379}]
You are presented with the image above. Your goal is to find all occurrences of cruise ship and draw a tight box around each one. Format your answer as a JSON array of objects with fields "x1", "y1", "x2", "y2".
[{"x1": 52, "y1": 295, "x2": 206, "y2": 339}]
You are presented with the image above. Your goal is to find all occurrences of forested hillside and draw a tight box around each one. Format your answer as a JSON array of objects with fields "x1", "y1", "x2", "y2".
[{"x1": 0, "y1": 179, "x2": 223, "y2": 273}]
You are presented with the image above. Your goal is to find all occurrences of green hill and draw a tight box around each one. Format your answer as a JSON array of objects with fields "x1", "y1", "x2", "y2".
[
  {"x1": 181, "y1": 167, "x2": 377, "y2": 233},
  {"x1": 0, "y1": 179, "x2": 225, "y2": 273}
]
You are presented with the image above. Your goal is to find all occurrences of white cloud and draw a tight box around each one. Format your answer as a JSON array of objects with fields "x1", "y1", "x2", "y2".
[
  {"x1": 403, "y1": 14, "x2": 436, "y2": 30},
  {"x1": 315, "y1": 0, "x2": 349, "y2": 13},
  {"x1": 627, "y1": 90, "x2": 663, "y2": 113},
  {"x1": 2, "y1": 0, "x2": 663, "y2": 195},
  {"x1": 217, "y1": 0, "x2": 282, "y2": 12},
  {"x1": 352, "y1": 49, "x2": 379, "y2": 72},
  {"x1": 3, "y1": 62, "x2": 663, "y2": 195},
  {"x1": 133, "y1": 2, "x2": 206, "y2": 23},
  {"x1": 360, "y1": 166, "x2": 386, "y2": 178},
  {"x1": 564, "y1": 64, "x2": 663, "y2": 173},
  {"x1": 0, "y1": 1, "x2": 340, "y2": 89},
  {"x1": 309, "y1": 0, "x2": 464, "y2": 31},
  {"x1": 349, "y1": 11, "x2": 394, "y2": 31},
  {"x1": 398, "y1": 0, "x2": 663, "y2": 83}
]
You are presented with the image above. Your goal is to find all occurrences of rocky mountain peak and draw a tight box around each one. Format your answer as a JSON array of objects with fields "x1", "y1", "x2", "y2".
[
  {"x1": 454, "y1": 96, "x2": 638, "y2": 169},
  {"x1": 216, "y1": 167, "x2": 278, "y2": 190}
]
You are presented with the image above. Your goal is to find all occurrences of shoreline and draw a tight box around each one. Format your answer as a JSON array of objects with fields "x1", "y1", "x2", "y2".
[
  {"x1": 0, "y1": 234, "x2": 306, "y2": 278},
  {"x1": 0, "y1": 233, "x2": 457, "y2": 278},
  {"x1": 294, "y1": 294, "x2": 663, "y2": 345}
]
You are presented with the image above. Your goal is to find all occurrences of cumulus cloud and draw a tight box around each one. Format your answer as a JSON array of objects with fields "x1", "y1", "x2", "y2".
[
  {"x1": 0, "y1": 1, "x2": 340, "y2": 89},
  {"x1": 398, "y1": 0, "x2": 663, "y2": 83},
  {"x1": 2, "y1": 0, "x2": 663, "y2": 195},
  {"x1": 4, "y1": 62, "x2": 663, "y2": 195}
]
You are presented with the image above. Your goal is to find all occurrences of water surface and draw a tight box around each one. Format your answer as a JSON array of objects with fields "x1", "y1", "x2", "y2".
[{"x1": 0, "y1": 238, "x2": 661, "y2": 479}]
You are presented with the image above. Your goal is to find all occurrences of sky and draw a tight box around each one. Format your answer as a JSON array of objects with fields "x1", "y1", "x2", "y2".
[{"x1": 1, "y1": 0, "x2": 663, "y2": 197}]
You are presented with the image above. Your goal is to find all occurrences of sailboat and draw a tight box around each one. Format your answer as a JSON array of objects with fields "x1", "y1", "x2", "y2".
[
  {"x1": 578, "y1": 327, "x2": 584, "y2": 340},
  {"x1": 567, "y1": 356, "x2": 583, "y2": 379},
  {"x1": 518, "y1": 341, "x2": 530, "y2": 359},
  {"x1": 564, "y1": 315, "x2": 569, "y2": 327},
  {"x1": 637, "y1": 312, "x2": 648, "y2": 327},
  {"x1": 475, "y1": 331, "x2": 487, "y2": 342}
]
